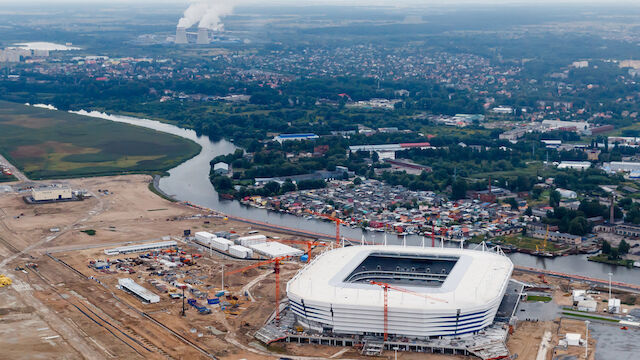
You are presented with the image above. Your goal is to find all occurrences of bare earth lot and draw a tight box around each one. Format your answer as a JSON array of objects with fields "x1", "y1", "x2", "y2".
[{"x1": 0, "y1": 174, "x2": 604, "y2": 360}]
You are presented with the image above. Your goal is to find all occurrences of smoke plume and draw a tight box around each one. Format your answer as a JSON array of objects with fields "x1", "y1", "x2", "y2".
[{"x1": 178, "y1": 0, "x2": 235, "y2": 31}]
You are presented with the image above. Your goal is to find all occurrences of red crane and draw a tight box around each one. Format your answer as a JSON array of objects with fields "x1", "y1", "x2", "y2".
[
  {"x1": 431, "y1": 224, "x2": 435, "y2": 247},
  {"x1": 369, "y1": 281, "x2": 447, "y2": 341},
  {"x1": 305, "y1": 210, "x2": 347, "y2": 246},
  {"x1": 227, "y1": 256, "x2": 290, "y2": 323},
  {"x1": 275, "y1": 239, "x2": 328, "y2": 262}
]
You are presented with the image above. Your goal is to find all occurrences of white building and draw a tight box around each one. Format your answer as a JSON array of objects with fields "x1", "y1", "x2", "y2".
[
  {"x1": 248, "y1": 242, "x2": 304, "y2": 259},
  {"x1": 274, "y1": 133, "x2": 319, "y2": 143},
  {"x1": 104, "y1": 240, "x2": 177, "y2": 256},
  {"x1": 556, "y1": 188, "x2": 577, "y2": 199},
  {"x1": 31, "y1": 187, "x2": 73, "y2": 201},
  {"x1": 213, "y1": 162, "x2": 230, "y2": 175},
  {"x1": 577, "y1": 299, "x2": 597, "y2": 312},
  {"x1": 118, "y1": 278, "x2": 160, "y2": 303},
  {"x1": 558, "y1": 161, "x2": 591, "y2": 171},
  {"x1": 572, "y1": 290, "x2": 588, "y2": 302},
  {"x1": 541, "y1": 120, "x2": 589, "y2": 133},
  {"x1": 565, "y1": 333, "x2": 582, "y2": 346},
  {"x1": 287, "y1": 245, "x2": 513, "y2": 338},
  {"x1": 603, "y1": 161, "x2": 640, "y2": 174},
  {"x1": 491, "y1": 106, "x2": 514, "y2": 114},
  {"x1": 608, "y1": 298, "x2": 621, "y2": 314}
]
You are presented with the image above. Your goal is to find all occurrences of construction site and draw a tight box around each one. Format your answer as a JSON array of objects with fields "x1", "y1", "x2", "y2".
[{"x1": 0, "y1": 174, "x2": 638, "y2": 360}]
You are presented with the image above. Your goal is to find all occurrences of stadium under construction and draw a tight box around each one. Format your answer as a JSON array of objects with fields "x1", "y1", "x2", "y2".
[{"x1": 255, "y1": 244, "x2": 522, "y2": 359}]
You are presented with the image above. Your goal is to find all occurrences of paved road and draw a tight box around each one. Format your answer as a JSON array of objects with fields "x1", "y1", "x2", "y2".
[{"x1": 0, "y1": 153, "x2": 29, "y2": 182}]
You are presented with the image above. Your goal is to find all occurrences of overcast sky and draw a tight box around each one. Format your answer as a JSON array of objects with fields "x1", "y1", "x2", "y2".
[{"x1": 0, "y1": 0, "x2": 637, "y2": 5}]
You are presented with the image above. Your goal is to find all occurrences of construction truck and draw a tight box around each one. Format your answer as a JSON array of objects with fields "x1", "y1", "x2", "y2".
[{"x1": 0, "y1": 275, "x2": 12, "y2": 288}]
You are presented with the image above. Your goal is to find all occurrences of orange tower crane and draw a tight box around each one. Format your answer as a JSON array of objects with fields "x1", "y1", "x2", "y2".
[
  {"x1": 369, "y1": 280, "x2": 447, "y2": 341},
  {"x1": 275, "y1": 239, "x2": 328, "y2": 262},
  {"x1": 227, "y1": 256, "x2": 290, "y2": 323},
  {"x1": 305, "y1": 210, "x2": 347, "y2": 246}
]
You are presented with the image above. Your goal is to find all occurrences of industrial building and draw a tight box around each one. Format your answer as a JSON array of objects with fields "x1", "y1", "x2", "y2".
[
  {"x1": 603, "y1": 161, "x2": 640, "y2": 174},
  {"x1": 118, "y1": 278, "x2": 160, "y2": 304},
  {"x1": 274, "y1": 133, "x2": 320, "y2": 143},
  {"x1": 31, "y1": 186, "x2": 73, "y2": 201},
  {"x1": 248, "y1": 242, "x2": 305, "y2": 259},
  {"x1": 287, "y1": 245, "x2": 513, "y2": 339},
  {"x1": 557, "y1": 161, "x2": 591, "y2": 171},
  {"x1": 104, "y1": 240, "x2": 177, "y2": 256}
]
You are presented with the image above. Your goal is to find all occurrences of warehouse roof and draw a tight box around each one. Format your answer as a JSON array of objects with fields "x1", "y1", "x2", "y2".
[{"x1": 248, "y1": 242, "x2": 304, "y2": 258}]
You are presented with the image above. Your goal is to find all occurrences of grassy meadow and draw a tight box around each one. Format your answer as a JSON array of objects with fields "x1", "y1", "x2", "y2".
[{"x1": 0, "y1": 101, "x2": 200, "y2": 179}]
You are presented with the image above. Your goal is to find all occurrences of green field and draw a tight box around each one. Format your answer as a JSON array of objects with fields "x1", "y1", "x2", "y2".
[
  {"x1": 493, "y1": 234, "x2": 566, "y2": 252},
  {"x1": 527, "y1": 295, "x2": 552, "y2": 302},
  {"x1": 0, "y1": 101, "x2": 200, "y2": 179}
]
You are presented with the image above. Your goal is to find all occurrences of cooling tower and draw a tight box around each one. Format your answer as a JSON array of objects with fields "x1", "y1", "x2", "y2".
[
  {"x1": 196, "y1": 28, "x2": 210, "y2": 45},
  {"x1": 175, "y1": 27, "x2": 188, "y2": 44}
]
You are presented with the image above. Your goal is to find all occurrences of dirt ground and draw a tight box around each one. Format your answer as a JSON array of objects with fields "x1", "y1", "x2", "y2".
[
  {"x1": 0, "y1": 174, "x2": 616, "y2": 360},
  {"x1": 0, "y1": 175, "x2": 349, "y2": 360}
]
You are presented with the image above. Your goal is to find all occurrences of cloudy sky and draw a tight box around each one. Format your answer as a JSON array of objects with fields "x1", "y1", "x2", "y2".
[{"x1": 0, "y1": 0, "x2": 637, "y2": 4}]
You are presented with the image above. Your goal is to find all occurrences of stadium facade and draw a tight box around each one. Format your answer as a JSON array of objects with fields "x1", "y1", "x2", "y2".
[{"x1": 286, "y1": 245, "x2": 513, "y2": 339}]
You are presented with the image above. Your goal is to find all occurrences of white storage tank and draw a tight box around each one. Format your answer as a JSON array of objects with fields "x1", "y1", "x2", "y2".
[
  {"x1": 211, "y1": 238, "x2": 233, "y2": 252},
  {"x1": 236, "y1": 234, "x2": 267, "y2": 246},
  {"x1": 229, "y1": 245, "x2": 252, "y2": 259}
]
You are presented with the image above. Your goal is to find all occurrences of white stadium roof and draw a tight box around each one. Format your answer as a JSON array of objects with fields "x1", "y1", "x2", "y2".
[{"x1": 286, "y1": 245, "x2": 513, "y2": 338}]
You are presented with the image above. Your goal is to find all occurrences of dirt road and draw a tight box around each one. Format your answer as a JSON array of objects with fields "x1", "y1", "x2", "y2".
[{"x1": 0, "y1": 153, "x2": 29, "y2": 182}]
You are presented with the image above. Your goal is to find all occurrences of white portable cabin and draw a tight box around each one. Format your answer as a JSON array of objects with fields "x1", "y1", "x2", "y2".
[
  {"x1": 211, "y1": 238, "x2": 234, "y2": 252},
  {"x1": 236, "y1": 234, "x2": 267, "y2": 246},
  {"x1": 195, "y1": 231, "x2": 217, "y2": 243},
  {"x1": 229, "y1": 245, "x2": 253, "y2": 259}
]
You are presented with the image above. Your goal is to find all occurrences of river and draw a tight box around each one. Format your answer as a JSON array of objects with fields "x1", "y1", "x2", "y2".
[{"x1": 74, "y1": 110, "x2": 640, "y2": 285}]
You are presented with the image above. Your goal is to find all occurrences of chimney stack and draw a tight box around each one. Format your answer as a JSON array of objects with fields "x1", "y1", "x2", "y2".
[
  {"x1": 196, "y1": 28, "x2": 210, "y2": 45},
  {"x1": 610, "y1": 195, "x2": 615, "y2": 224},
  {"x1": 175, "y1": 27, "x2": 188, "y2": 44}
]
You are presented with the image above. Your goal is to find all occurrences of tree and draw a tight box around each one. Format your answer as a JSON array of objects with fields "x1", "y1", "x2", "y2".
[
  {"x1": 609, "y1": 247, "x2": 619, "y2": 260},
  {"x1": 264, "y1": 181, "x2": 281, "y2": 196},
  {"x1": 531, "y1": 187, "x2": 543, "y2": 200},
  {"x1": 602, "y1": 240, "x2": 612, "y2": 254},
  {"x1": 549, "y1": 190, "x2": 561, "y2": 208},
  {"x1": 281, "y1": 179, "x2": 297, "y2": 193},
  {"x1": 451, "y1": 179, "x2": 468, "y2": 200},
  {"x1": 505, "y1": 197, "x2": 519, "y2": 210},
  {"x1": 212, "y1": 176, "x2": 233, "y2": 191},
  {"x1": 619, "y1": 239, "x2": 630, "y2": 255},
  {"x1": 353, "y1": 177, "x2": 363, "y2": 186},
  {"x1": 524, "y1": 207, "x2": 533, "y2": 216},
  {"x1": 568, "y1": 216, "x2": 589, "y2": 236}
]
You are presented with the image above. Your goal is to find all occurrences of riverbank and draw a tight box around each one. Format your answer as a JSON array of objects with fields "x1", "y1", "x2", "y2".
[
  {"x1": 81, "y1": 110, "x2": 640, "y2": 286},
  {"x1": 148, "y1": 175, "x2": 177, "y2": 203},
  {"x1": 588, "y1": 253, "x2": 637, "y2": 268},
  {"x1": 0, "y1": 102, "x2": 201, "y2": 180}
]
